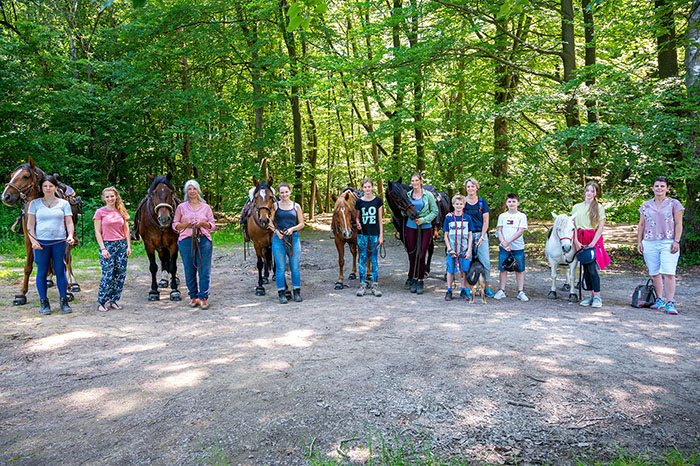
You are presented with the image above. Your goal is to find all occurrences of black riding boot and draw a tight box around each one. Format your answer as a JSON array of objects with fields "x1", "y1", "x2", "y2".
[
  {"x1": 416, "y1": 280, "x2": 424, "y2": 295},
  {"x1": 39, "y1": 298, "x2": 51, "y2": 315},
  {"x1": 293, "y1": 288, "x2": 302, "y2": 302},
  {"x1": 410, "y1": 280, "x2": 418, "y2": 293},
  {"x1": 404, "y1": 278, "x2": 414, "y2": 290},
  {"x1": 278, "y1": 290, "x2": 288, "y2": 304},
  {"x1": 59, "y1": 296, "x2": 72, "y2": 314}
]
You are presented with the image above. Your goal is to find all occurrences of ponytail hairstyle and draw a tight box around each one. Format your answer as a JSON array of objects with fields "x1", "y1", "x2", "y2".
[
  {"x1": 585, "y1": 181, "x2": 601, "y2": 227},
  {"x1": 102, "y1": 187, "x2": 128, "y2": 220}
]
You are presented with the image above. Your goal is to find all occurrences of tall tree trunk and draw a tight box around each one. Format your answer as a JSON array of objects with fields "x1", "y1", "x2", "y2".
[
  {"x1": 407, "y1": 0, "x2": 425, "y2": 173},
  {"x1": 582, "y1": 0, "x2": 600, "y2": 177},
  {"x1": 655, "y1": 0, "x2": 679, "y2": 78},
  {"x1": 179, "y1": 27, "x2": 196, "y2": 179},
  {"x1": 280, "y1": 0, "x2": 304, "y2": 209},
  {"x1": 493, "y1": 15, "x2": 510, "y2": 181},
  {"x1": 561, "y1": 0, "x2": 582, "y2": 177},
  {"x1": 683, "y1": 0, "x2": 700, "y2": 252},
  {"x1": 305, "y1": 98, "x2": 319, "y2": 219}
]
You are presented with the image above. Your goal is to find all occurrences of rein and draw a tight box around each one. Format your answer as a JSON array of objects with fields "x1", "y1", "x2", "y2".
[{"x1": 191, "y1": 223, "x2": 202, "y2": 269}]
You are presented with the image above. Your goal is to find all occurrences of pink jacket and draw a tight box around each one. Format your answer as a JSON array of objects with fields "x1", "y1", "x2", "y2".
[{"x1": 172, "y1": 201, "x2": 215, "y2": 241}]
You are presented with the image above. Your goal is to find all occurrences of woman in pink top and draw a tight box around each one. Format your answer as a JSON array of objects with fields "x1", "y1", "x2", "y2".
[
  {"x1": 94, "y1": 187, "x2": 132, "y2": 312},
  {"x1": 173, "y1": 179, "x2": 215, "y2": 309},
  {"x1": 637, "y1": 176, "x2": 684, "y2": 315}
]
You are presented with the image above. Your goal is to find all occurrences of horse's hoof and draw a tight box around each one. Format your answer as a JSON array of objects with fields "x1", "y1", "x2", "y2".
[
  {"x1": 65, "y1": 292, "x2": 75, "y2": 302},
  {"x1": 13, "y1": 295, "x2": 27, "y2": 306},
  {"x1": 334, "y1": 282, "x2": 344, "y2": 290},
  {"x1": 568, "y1": 293, "x2": 578, "y2": 303},
  {"x1": 547, "y1": 291, "x2": 557, "y2": 299},
  {"x1": 170, "y1": 290, "x2": 181, "y2": 301},
  {"x1": 70, "y1": 284, "x2": 81, "y2": 293},
  {"x1": 46, "y1": 279, "x2": 55, "y2": 288},
  {"x1": 158, "y1": 279, "x2": 168, "y2": 288},
  {"x1": 148, "y1": 292, "x2": 160, "y2": 301},
  {"x1": 255, "y1": 287, "x2": 265, "y2": 296},
  {"x1": 348, "y1": 273, "x2": 356, "y2": 280},
  {"x1": 562, "y1": 283, "x2": 570, "y2": 292},
  {"x1": 262, "y1": 277, "x2": 269, "y2": 285}
]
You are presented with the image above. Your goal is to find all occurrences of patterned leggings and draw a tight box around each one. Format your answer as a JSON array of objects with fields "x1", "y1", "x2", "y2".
[
  {"x1": 358, "y1": 234, "x2": 379, "y2": 283},
  {"x1": 98, "y1": 239, "x2": 128, "y2": 304}
]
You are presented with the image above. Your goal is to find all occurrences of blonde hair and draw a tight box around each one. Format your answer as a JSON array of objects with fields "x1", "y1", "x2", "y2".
[
  {"x1": 184, "y1": 179, "x2": 205, "y2": 202},
  {"x1": 464, "y1": 178, "x2": 480, "y2": 190},
  {"x1": 585, "y1": 181, "x2": 601, "y2": 227},
  {"x1": 102, "y1": 187, "x2": 128, "y2": 220},
  {"x1": 452, "y1": 194, "x2": 466, "y2": 205}
]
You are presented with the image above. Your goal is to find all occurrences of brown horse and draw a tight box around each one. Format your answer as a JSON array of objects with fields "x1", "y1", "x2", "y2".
[
  {"x1": 134, "y1": 174, "x2": 181, "y2": 301},
  {"x1": 2, "y1": 156, "x2": 82, "y2": 306},
  {"x1": 245, "y1": 177, "x2": 275, "y2": 296},
  {"x1": 331, "y1": 187, "x2": 366, "y2": 289}
]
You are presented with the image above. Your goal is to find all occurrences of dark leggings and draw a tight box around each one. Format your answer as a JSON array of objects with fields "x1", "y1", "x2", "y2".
[
  {"x1": 405, "y1": 227, "x2": 433, "y2": 280},
  {"x1": 582, "y1": 262, "x2": 600, "y2": 293},
  {"x1": 34, "y1": 241, "x2": 68, "y2": 299}
]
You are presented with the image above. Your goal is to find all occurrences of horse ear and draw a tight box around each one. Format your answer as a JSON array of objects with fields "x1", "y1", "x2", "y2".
[
  {"x1": 28, "y1": 156, "x2": 36, "y2": 170},
  {"x1": 332, "y1": 194, "x2": 337, "y2": 203},
  {"x1": 551, "y1": 212, "x2": 557, "y2": 220},
  {"x1": 147, "y1": 173, "x2": 154, "y2": 180},
  {"x1": 267, "y1": 177, "x2": 273, "y2": 186},
  {"x1": 398, "y1": 176, "x2": 402, "y2": 184},
  {"x1": 166, "y1": 173, "x2": 173, "y2": 181},
  {"x1": 253, "y1": 176, "x2": 259, "y2": 186}
]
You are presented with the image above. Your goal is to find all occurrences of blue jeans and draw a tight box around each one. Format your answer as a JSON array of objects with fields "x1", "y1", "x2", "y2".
[
  {"x1": 358, "y1": 234, "x2": 379, "y2": 283},
  {"x1": 33, "y1": 240, "x2": 68, "y2": 299},
  {"x1": 272, "y1": 232, "x2": 301, "y2": 290},
  {"x1": 178, "y1": 236, "x2": 213, "y2": 300},
  {"x1": 98, "y1": 239, "x2": 128, "y2": 304},
  {"x1": 472, "y1": 232, "x2": 491, "y2": 282}
]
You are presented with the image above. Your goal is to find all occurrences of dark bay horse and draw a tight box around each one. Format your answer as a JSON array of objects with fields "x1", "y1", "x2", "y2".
[
  {"x1": 2, "y1": 156, "x2": 82, "y2": 306},
  {"x1": 385, "y1": 178, "x2": 451, "y2": 282},
  {"x1": 135, "y1": 174, "x2": 181, "y2": 301},
  {"x1": 331, "y1": 187, "x2": 364, "y2": 289},
  {"x1": 245, "y1": 177, "x2": 275, "y2": 296}
]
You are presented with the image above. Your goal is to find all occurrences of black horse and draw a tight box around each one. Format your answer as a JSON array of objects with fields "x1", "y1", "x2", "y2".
[{"x1": 385, "y1": 178, "x2": 451, "y2": 281}]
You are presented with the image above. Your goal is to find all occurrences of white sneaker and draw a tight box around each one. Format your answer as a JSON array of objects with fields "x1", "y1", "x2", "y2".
[
  {"x1": 580, "y1": 295, "x2": 593, "y2": 306},
  {"x1": 371, "y1": 283, "x2": 382, "y2": 297},
  {"x1": 591, "y1": 296, "x2": 602, "y2": 308},
  {"x1": 356, "y1": 282, "x2": 367, "y2": 297},
  {"x1": 494, "y1": 289, "x2": 506, "y2": 300},
  {"x1": 517, "y1": 291, "x2": 529, "y2": 302}
]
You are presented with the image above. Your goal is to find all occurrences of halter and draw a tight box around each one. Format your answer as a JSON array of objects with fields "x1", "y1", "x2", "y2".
[
  {"x1": 153, "y1": 202, "x2": 174, "y2": 215},
  {"x1": 3, "y1": 167, "x2": 39, "y2": 203},
  {"x1": 332, "y1": 204, "x2": 354, "y2": 239},
  {"x1": 147, "y1": 194, "x2": 176, "y2": 230},
  {"x1": 555, "y1": 227, "x2": 576, "y2": 263}
]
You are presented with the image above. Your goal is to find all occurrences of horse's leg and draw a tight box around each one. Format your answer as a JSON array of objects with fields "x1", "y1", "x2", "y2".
[
  {"x1": 425, "y1": 238, "x2": 434, "y2": 278},
  {"x1": 66, "y1": 243, "x2": 80, "y2": 293},
  {"x1": 159, "y1": 251, "x2": 169, "y2": 288},
  {"x1": 348, "y1": 239, "x2": 358, "y2": 280},
  {"x1": 567, "y1": 262, "x2": 578, "y2": 302},
  {"x1": 264, "y1": 246, "x2": 272, "y2": 285},
  {"x1": 334, "y1": 238, "x2": 345, "y2": 289},
  {"x1": 14, "y1": 238, "x2": 33, "y2": 305},
  {"x1": 548, "y1": 258, "x2": 558, "y2": 299},
  {"x1": 168, "y1": 246, "x2": 180, "y2": 301},
  {"x1": 147, "y1": 251, "x2": 160, "y2": 301}
]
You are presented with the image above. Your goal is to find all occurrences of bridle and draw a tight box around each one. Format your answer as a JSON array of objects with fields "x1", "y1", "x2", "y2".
[
  {"x1": 332, "y1": 201, "x2": 354, "y2": 239},
  {"x1": 555, "y1": 225, "x2": 576, "y2": 263},
  {"x1": 3, "y1": 167, "x2": 39, "y2": 204},
  {"x1": 147, "y1": 188, "x2": 176, "y2": 230}
]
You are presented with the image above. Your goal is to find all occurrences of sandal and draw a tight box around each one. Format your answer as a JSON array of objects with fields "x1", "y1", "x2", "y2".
[
  {"x1": 108, "y1": 301, "x2": 123, "y2": 310},
  {"x1": 96, "y1": 303, "x2": 109, "y2": 312}
]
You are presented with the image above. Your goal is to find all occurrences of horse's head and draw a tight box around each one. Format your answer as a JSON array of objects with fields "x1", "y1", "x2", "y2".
[
  {"x1": 2, "y1": 157, "x2": 40, "y2": 207},
  {"x1": 333, "y1": 191, "x2": 356, "y2": 239},
  {"x1": 252, "y1": 177, "x2": 275, "y2": 230},
  {"x1": 149, "y1": 175, "x2": 176, "y2": 227},
  {"x1": 551, "y1": 212, "x2": 576, "y2": 254},
  {"x1": 385, "y1": 180, "x2": 418, "y2": 220}
]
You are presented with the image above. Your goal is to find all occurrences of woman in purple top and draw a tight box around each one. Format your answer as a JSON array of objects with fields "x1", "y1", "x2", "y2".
[
  {"x1": 637, "y1": 176, "x2": 684, "y2": 315},
  {"x1": 173, "y1": 179, "x2": 216, "y2": 309}
]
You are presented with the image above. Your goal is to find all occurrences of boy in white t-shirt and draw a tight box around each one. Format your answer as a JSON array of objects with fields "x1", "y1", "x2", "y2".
[{"x1": 495, "y1": 193, "x2": 529, "y2": 301}]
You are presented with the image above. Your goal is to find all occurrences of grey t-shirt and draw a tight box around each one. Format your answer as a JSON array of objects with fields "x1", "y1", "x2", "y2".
[{"x1": 28, "y1": 198, "x2": 72, "y2": 241}]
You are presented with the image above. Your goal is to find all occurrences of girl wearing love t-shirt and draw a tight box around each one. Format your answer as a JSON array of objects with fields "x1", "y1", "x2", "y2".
[{"x1": 94, "y1": 187, "x2": 132, "y2": 312}]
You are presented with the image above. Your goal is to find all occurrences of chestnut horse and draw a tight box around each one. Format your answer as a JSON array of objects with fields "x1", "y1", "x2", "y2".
[
  {"x1": 245, "y1": 177, "x2": 275, "y2": 296},
  {"x1": 2, "y1": 156, "x2": 82, "y2": 306},
  {"x1": 134, "y1": 174, "x2": 181, "y2": 301},
  {"x1": 331, "y1": 187, "x2": 366, "y2": 289}
]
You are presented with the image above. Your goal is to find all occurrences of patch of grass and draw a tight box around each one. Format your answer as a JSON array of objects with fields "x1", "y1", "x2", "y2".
[
  {"x1": 211, "y1": 224, "x2": 244, "y2": 244},
  {"x1": 200, "y1": 443, "x2": 231, "y2": 466},
  {"x1": 577, "y1": 448, "x2": 700, "y2": 466}
]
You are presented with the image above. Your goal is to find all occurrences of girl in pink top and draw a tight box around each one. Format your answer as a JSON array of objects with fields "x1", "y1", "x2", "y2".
[
  {"x1": 94, "y1": 187, "x2": 132, "y2": 312},
  {"x1": 637, "y1": 176, "x2": 684, "y2": 315},
  {"x1": 173, "y1": 179, "x2": 215, "y2": 309}
]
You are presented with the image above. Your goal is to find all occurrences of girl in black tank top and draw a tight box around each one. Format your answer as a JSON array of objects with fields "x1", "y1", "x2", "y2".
[{"x1": 271, "y1": 183, "x2": 305, "y2": 303}]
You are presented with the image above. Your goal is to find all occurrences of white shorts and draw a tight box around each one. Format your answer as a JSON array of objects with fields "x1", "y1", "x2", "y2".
[{"x1": 642, "y1": 239, "x2": 679, "y2": 276}]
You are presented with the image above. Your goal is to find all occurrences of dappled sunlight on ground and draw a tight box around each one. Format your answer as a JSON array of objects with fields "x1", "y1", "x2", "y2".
[
  {"x1": 341, "y1": 316, "x2": 387, "y2": 333},
  {"x1": 26, "y1": 330, "x2": 101, "y2": 352},
  {"x1": 242, "y1": 328, "x2": 317, "y2": 349},
  {"x1": 143, "y1": 368, "x2": 211, "y2": 392}
]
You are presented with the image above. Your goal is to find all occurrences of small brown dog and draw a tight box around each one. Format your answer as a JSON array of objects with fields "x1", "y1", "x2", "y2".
[{"x1": 466, "y1": 258, "x2": 486, "y2": 304}]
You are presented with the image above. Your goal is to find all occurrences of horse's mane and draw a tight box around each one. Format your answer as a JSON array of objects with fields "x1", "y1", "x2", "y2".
[
  {"x1": 148, "y1": 175, "x2": 175, "y2": 194},
  {"x1": 553, "y1": 213, "x2": 571, "y2": 230}
]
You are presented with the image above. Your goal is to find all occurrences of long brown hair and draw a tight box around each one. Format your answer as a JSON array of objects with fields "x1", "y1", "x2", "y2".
[
  {"x1": 585, "y1": 181, "x2": 600, "y2": 227},
  {"x1": 102, "y1": 187, "x2": 128, "y2": 220}
]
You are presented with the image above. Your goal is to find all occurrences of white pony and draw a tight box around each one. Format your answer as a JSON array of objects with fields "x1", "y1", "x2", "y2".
[{"x1": 545, "y1": 212, "x2": 579, "y2": 301}]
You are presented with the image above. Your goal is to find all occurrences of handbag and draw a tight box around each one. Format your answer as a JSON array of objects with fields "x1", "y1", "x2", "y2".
[
  {"x1": 631, "y1": 279, "x2": 656, "y2": 308},
  {"x1": 576, "y1": 246, "x2": 596, "y2": 265}
]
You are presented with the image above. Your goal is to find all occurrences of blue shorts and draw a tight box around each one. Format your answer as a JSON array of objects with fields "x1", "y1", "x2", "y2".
[
  {"x1": 498, "y1": 247, "x2": 525, "y2": 272},
  {"x1": 446, "y1": 254, "x2": 471, "y2": 274}
]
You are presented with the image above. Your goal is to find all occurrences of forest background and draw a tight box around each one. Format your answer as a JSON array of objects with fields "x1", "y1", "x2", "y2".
[{"x1": 1, "y1": 0, "x2": 699, "y2": 260}]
